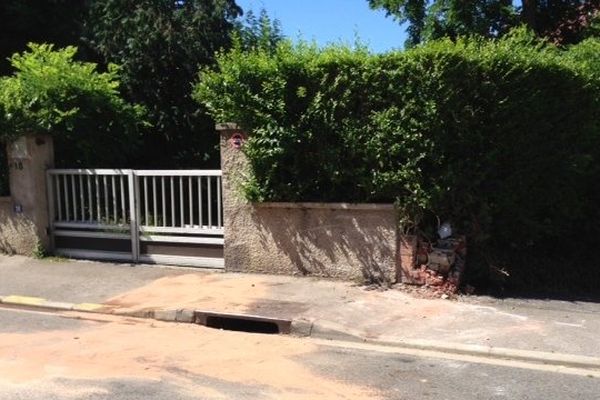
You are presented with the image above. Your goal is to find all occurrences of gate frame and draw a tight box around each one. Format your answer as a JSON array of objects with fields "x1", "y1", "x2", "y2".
[{"x1": 46, "y1": 168, "x2": 224, "y2": 268}]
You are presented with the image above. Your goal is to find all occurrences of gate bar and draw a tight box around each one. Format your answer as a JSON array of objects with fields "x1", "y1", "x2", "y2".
[
  {"x1": 46, "y1": 170, "x2": 56, "y2": 252},
  {"x1": 129, "y1": 170, "x2": 139, "y2": 262}
]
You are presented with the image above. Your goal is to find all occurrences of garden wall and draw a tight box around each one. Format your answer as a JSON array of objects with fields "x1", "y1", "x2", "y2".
[
  {"x1": 0, "y1": 196, "x2": 37, "y2": 256},
  {"x1": 218, "y1": 124, "x2": 398, "y2": 282}
]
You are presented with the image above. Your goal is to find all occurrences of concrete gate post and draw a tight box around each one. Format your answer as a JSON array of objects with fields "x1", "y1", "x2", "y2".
[
  {"x1": 6, "y1": 134, "x2": 54, "y2": 253},
  {"x1": 215, "y1": 123, "x2": 251, "y2": 272}
]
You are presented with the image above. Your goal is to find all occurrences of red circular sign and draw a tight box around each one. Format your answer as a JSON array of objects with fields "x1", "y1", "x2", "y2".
[{"x1": 230, "y1": 133, "x2": 245, "y2": 149}]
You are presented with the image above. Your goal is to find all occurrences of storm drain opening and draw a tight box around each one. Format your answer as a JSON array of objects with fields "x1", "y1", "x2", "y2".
[
  {"x1": 195, "y1": 311, "x2": 292, "y2": 335},
  {"x1": 205, "y1": 316, "x2": 280, "y2": 334}
]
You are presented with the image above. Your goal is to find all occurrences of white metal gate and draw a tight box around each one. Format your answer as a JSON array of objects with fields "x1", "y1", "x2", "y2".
[{"x1": 46, "y1": 169, "x2": 224, "y2": 268}]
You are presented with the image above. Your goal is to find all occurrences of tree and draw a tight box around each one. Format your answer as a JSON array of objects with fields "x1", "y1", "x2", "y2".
[
  {"x1": 83, "y1": 0, "x2": 242, "y2": 168},
  {"x1": 0, "y1": 1, "x2": 89, "y2": 75},
  {"x1": 546, "y1": 1, "x2": 600, "y2": 44},
  {"x1": 235, "y1": 8, "x2": 284, "y2": 52},
  {"x1": 0, "y1": 44, "x2": 146, "y2": 167},
  {"x1": 368, "y1": 0, "x2": 600, "y2": 46},
  {"x1": 368, "y1": 0, "x2": 517, "y2": 46},
  {"x1": 523, "y1": 0, "x2": 600, "y2": 43}
]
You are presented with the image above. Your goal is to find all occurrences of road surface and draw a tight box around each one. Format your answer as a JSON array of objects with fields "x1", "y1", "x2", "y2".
[{"x1": 0, "y1": 307, "x2": 597, "y2": 399}]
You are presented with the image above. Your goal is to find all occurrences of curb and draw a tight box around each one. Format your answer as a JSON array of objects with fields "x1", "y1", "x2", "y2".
[
  {"x1": 1, "y1": 295, "x2": 76, "y2": 311},
  {"x1": 382, "y1": 339, "x2": 600, "y2": 371},
  {"x1": 0, "y1": 295, "x2": 195, "y2": 322},
  {"x1": 305, "y1": 320, "x2": 600, "y2": 371},
  {"x1": 2, "y1": 294, "x2": 600, "y2": 371}
]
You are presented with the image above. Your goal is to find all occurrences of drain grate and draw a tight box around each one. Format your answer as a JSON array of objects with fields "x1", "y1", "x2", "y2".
[
  {"x1": 205, "y1": 316, "x2": 279, "y2": 334},
  {"x1": 195, "y1": 311, "x2": 292, "y2": 335}
]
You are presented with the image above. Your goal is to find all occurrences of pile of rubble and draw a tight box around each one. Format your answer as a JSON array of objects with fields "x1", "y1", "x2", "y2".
[{"x1": 398, "y1": 223, "x2": 467, "y2": 297}]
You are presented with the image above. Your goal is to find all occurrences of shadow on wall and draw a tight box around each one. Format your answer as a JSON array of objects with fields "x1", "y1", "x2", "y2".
[
  {"x1": 0, "y1": 150, "x2": 8, "y2": 196},
  {"x1": 252, "y1": 205, "x2": 397, "y2": 284},
  {"x1": 0, "y1": 199, "x2": 37, "y2": 256}
]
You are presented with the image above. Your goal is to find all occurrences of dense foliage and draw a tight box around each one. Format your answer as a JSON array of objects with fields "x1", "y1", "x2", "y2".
[
  {"x1": 196, "y1": 31, "x2": 600, "y2": 294},
  {"x1": 0, "y1": 44, "x2": 146, "y2": 166},
  {"x1": 0, "y1": 0, "x2": 270, "y2": 170},
  {"x1": 368, "y1": 0, "x2": 600, "y2": 47},
  {"x1": 0, "y1": 0, "x2": 89, "y2": 75},
  {"x1": 0, "y1": 0, "x2": 280, "y2": 195},
  {"x1": 83, "y1": 0, "x2": 242, "y2": 168}
]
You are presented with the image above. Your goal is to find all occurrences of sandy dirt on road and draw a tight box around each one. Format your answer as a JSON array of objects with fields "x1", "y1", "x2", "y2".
[
  {"x1": 0, "y1": 312, "x2": 380, "y2": 400},
  {"x1": 103, "y1": 273, "x2": 272, "y2": 314},
  {"x1": 101, "y1": 272, "x2": 463, "y2": 320}
]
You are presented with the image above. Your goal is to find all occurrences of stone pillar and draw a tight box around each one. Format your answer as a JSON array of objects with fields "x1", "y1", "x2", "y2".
[
  {"x1": 6, "y1": 134, "x2": 54, "y2": 252},
  {"x1": 216, "y1": 123, "x2": 252, "y2": 272}
]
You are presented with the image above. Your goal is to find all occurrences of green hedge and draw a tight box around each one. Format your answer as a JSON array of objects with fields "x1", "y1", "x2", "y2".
[{"x1": 195, "y1": 30, "x2": 600, "y2": 295}]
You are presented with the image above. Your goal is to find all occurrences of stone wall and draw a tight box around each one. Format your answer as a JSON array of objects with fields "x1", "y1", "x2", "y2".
[
  {"x1": 0, "y1": 197, "x2": 38, "y2": 256},
  {"x1": 217, "y1": 124, "x2": 398, "y2": 283}
]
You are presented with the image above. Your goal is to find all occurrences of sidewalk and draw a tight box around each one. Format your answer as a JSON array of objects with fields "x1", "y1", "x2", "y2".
[{"x1": 1, "y1": 254, "x2": 599, "y2": 365}]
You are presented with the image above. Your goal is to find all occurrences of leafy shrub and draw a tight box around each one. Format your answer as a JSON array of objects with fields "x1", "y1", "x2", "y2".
[
  {"x1": 195, "y1": 31, "x2": 600, "y2": 295},
  {"x1": 0, "y1": 43, "x2": 147, "y2": 167}
]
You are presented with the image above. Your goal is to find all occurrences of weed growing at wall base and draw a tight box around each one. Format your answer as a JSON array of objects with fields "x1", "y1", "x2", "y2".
[{"x1": 32, "y1": 241, "x2": 46, "y2": 259}]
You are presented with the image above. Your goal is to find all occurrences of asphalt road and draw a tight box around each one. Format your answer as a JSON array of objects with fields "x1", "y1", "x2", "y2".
[{"x1": 0, "y1": 307, "x2": 597, "y2": 400}]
